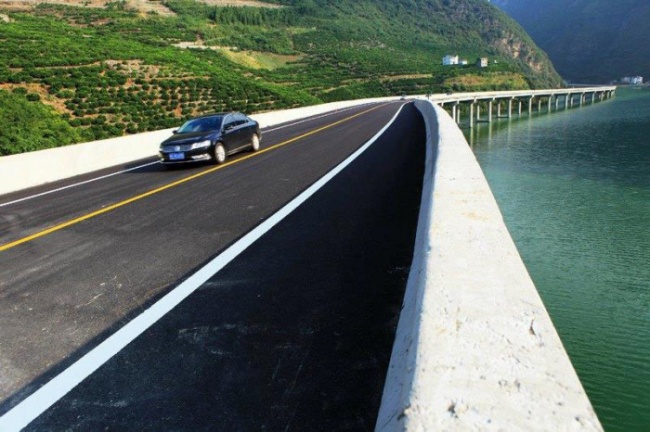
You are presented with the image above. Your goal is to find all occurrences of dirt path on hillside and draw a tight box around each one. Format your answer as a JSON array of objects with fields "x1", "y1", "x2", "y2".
[{"x1": 0, "y1": 0, "x2": 281, "y2": 13}]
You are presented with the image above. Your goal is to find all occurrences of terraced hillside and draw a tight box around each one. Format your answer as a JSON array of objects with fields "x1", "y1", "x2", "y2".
[{"x1": 0, "y1": 0, "x2": 561, "y2": 155}]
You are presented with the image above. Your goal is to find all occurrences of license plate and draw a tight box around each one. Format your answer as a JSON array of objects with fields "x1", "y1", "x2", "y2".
[{"x1": 169, "y1": 152, "x2": 184, "y2": 161}]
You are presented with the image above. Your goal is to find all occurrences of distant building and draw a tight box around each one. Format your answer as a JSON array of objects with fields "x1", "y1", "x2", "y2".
[
  {"x1": 477, "y1": 57, "x2": 488, "y2": 68},
  {"x1": 443, "y1": 55, "x2": 459, "y2": 66},
  {"x1": 622, "y1": 76, "x2": 643, "y2": 85},
  {"x1": 459, "y1": 59, "x2": 468, "y2": 65}
]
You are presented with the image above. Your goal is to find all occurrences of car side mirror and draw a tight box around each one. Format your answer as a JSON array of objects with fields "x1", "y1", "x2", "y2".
[{"x1": 172, "y1": 129, "x2": 178, "y2": 134}]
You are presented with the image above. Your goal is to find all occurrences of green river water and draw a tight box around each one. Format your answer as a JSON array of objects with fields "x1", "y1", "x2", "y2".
[{"x1": 466, "y1": 88, "x2": 650, "y2": 431}]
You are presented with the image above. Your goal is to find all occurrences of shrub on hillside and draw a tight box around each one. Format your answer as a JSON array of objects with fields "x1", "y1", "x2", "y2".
[{"x1": 0, "y1": 90, "x2": 82, "y2": 155}]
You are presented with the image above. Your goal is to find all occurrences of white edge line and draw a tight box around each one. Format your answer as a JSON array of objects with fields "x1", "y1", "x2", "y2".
[
  {"x1": 0, "y1": 103, "x2": 406, "y2": 432},
  {"x1": 0, "y1": 161, "x2": 161, "y2": 208},
  {"x1": 0, "y1": 103, "x2": 375, "y2": 208}
]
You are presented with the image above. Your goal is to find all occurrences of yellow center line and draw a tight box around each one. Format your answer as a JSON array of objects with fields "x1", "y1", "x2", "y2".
[{"x1": 0, "y1": 103, "x2": 391, "y2": 252}]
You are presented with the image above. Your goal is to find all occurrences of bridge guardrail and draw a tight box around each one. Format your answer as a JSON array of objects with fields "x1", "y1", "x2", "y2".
[{"x1": 376, "y1": 100, "x2": 602, "y2": 431}]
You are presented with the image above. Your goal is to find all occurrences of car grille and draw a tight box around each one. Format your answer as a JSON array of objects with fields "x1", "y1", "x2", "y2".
[{"x1": 162, "y1": 143, "x2": 195, "y2": 152}]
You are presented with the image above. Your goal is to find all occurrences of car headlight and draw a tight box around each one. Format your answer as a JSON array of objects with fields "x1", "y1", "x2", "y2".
[{"x1": 190, "y1": 140, "x2": 211, "y2": 150}]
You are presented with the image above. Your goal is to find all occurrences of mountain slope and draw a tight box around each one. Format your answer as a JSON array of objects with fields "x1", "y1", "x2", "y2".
[
  {"x1": 0, "y1": 0, "x2": 561, "y2": 154},
  {"x1": 492, "y1": 0, "x2": 650, "y2": 83}
]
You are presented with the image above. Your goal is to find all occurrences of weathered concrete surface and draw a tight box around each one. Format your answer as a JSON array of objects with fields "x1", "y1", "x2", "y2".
[
  {"x1": 0, "y1": 97, "x2": 395, "y2": 196},
  {"x1": 376, "y1": 101, "x2": 602, "y2": 431}
]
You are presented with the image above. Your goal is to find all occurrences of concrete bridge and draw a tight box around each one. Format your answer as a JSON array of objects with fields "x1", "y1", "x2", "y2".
[
  {"x1": 431, "y1": 87, "x2": 617, "y2": 128},
  {"x1": 0, "y1": 87, "x2": 614, "y2": 430}
]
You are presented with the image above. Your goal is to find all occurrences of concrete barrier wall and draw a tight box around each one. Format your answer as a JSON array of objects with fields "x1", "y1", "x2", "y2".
[
  {"x1": 376, "y1": 101, "x2": 602, "y2": 431},
  {"x1": 0, "y1": 97, "x2": 397, "y2": 196}
]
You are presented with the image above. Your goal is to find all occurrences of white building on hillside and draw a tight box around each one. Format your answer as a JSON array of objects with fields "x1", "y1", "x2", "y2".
[
  {"x1": 622, "y1": 76, "x2": 643, "y2": 84},
  {"x1": 443, "y1": 55, "x2": 459, "y2": 66}
]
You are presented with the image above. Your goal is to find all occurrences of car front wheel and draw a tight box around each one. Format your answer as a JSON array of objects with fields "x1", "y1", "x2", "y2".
[{"x1": 214, "y1": 142, "x2": 227, "y2": 164}]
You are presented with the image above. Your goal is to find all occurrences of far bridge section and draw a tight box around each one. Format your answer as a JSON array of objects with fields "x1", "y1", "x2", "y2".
[{"x1": 431, "y1": 87, "x2": 616, "y2": 128}]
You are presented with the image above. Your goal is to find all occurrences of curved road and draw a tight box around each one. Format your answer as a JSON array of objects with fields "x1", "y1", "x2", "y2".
[{"x1": 0, "y1": 102, "x2": 426, "y2": 430}]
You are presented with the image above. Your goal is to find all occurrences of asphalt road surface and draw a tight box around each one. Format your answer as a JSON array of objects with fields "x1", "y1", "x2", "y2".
[{"x1": 0, "y1": 102, "x2": 426, "y2": 430}]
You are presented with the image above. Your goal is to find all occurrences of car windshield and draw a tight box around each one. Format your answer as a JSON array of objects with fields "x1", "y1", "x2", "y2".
[{"x1": 177, "y1": 116, "x2": 223, "y2": 133}]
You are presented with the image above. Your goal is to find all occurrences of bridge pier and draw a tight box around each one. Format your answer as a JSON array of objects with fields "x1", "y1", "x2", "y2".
[
  {"x1": 487, "y1": 99, "x2": 493, "y2": 123},
  {"x1": 469, "y1": 102, "x2": 475, "y2": 128}
]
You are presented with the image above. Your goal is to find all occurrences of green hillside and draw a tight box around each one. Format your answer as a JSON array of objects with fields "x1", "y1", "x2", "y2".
[
  {"x1": 492, "y1": 0, "x2": 650, "y2": 84},
  {"x1": 0, "y1": 0, "x2": 561, "y2": 155}
]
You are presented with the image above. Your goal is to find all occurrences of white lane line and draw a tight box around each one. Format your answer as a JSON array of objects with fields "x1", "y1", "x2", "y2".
[
  {"x1": 0, "y1": 104, "x2": 405, "y2": 432},
  {"x1": 0, "y1": 161, "x2": 160, "y2": 208},
  {"x1": 0, "y1": 104, "x2": 377, "y2": 209}
]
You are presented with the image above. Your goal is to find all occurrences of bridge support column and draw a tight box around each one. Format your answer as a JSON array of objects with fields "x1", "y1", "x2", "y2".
[
  {"x1": 528, "y1": 97, "x2": 533, "y2": 115},
  {"x1": 487, "y1": 100, "x2": 493, "y2": 122},
  {"x1": 508, "y1": 99, "x2": 513, "y2": 118},
  {"x1": 452, "y1": 103, "x2": 459, "y2": 123},
  {"x1": 469, "y1": 102, "x2": 475, "y2": 128},
  {"x1": 547, "y1": 96, "x2": 552, "y2": 112},
  {"x1": 555, "y1": 95, "x2": 560, "y2": 110},
  {"x1": 518, "y1": 99, "x2": 523, "y2": 116},
  {"x1": 537, "y1": 98, "x2": 542, "y2": 112}
]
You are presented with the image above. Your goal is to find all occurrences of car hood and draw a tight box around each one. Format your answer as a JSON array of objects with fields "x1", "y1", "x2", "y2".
[{"x1": 160, "y1": 131, "x2": 218, "y2": 147}]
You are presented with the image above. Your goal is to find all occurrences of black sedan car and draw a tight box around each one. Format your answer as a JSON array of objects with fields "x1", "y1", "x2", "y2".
[{"x1": 159, "y1": 112, "x2": 261, "y2": 165}]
